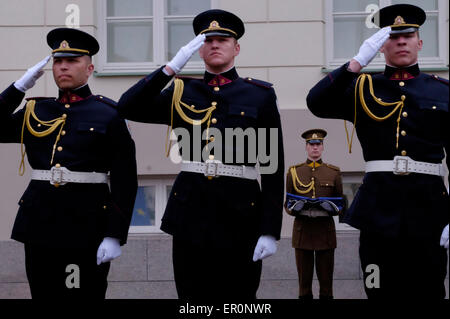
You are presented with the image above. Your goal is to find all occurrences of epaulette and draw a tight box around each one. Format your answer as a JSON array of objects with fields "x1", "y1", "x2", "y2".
[
  {"x1": 325, "y1": 163, "x2": 340, "y2": 171},
  {"x1": 289, "y1": 163, "x2": 306, "y2": 170},
  {"x1": 25, "y1": 97, "x2": 55, "y2": 102},
  {"x1": 430, "y1": 74, "x2": 449, "y2": 85},
  {"x1": 95, "y1": 95, "x2": 117, "y2": 108},
  {"x1": 243, "y1": 77, "x2": 273, "y2": 89}
]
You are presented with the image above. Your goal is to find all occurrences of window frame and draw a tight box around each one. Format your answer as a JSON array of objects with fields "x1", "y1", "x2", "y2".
[
  {"x1": 324, "y1": 0, "x2": 448, "y2": 72},
  {"x1": 96, "y1": 0, "x2": 218, "y2": 75},
  {"x1": 128, "y1": 176, "x2": 175, "y2": 234}
]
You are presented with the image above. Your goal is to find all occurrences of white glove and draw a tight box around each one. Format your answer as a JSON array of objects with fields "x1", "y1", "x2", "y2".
[
  {"x1": 14, "y1": 55, "x2": 51, "y2": 93},
  {"x1": 166, "y1": 34, "x2": 206, "y2": 74},
  {"x1": 96, "y1": 237, "x2": 121, "y2": 265},
  {"x1": 252, "y1": 235, "x2": 277, "y2": 262},
  {"x1": 440, "y1": 225, "x2": 449, "y2": 249},
  {"x1": 353, "y1": 27, "x2": 391, "y2": 67}
]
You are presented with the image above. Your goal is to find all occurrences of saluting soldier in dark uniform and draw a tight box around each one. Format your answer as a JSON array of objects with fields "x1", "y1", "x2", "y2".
[
  {"x1": 307, "y1": 4, "x2": 449, "y2": 299},
  {"x1": 285, "y1": 129, "x2": 344, "y2": 300},
  {"x1": 117, "y1": 9, "x2": 284, "y2": 299},
  {"x1": 0, "y1": 28, "x2": 137, "y2": 299}
]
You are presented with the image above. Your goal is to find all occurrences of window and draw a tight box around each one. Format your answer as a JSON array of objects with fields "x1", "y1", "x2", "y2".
[
  {"x1": 335, "y1": 173, "x2": 363, "y2": 231},
  {"x1": 96, "y1": 0, "x2": 216, "y2": 75},
  {"x1": 325, "y1": 0, "x2": 448, "y2": 71},
  {"x1": 129, "y1": 177, "x2": 175, "y2": 233}
]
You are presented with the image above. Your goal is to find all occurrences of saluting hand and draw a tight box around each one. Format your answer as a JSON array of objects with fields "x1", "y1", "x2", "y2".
[
  {"x1": 352, "y1": 26, "x2": 391, "y2": 69},
  {"x1": 252, "y1": 235, "x2": 277, "y2": 262},
  {"x1": 165, "y1": 34, "x2": 206, "y2": 75},
  {"x1": 14, "y1": 55, "x2": 51, "y2": 93}
]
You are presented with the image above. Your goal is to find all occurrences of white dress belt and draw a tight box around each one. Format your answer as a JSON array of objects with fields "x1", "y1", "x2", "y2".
[
  {"x1": 180, "y1": 160, "x2": 258, "y2": 180},
  {"x1": 365, "y1": 156, "x2": 445, "y2": 176},
  {"x1": 31, "y1": 166, "x2": 108, "y2": 186}
]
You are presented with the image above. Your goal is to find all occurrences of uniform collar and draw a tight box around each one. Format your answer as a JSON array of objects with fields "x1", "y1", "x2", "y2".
[
  {"x1": 384, "y1": 63, "x2": 420, "y2": 80},
  {"x1": 58, "y1": 84, "x2": 92, "y2": 103},
  {"x1": 306, "y1": 159, "x2": 322, "y2": 168},
  {"x1": 204, "y1": 67, "x2": 239, "y2": 86}
]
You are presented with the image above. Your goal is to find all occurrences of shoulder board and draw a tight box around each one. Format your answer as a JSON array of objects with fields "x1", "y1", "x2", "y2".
[
  {"x1": 243, "y1": 77, "x2": 273, "y2": 89},
  {"x1": 175, "y1": 75, "x2": 200, "y2": 81},
  {"x1": 95, "y1": 95, "x2": 117, "y2": 108},
  {"x1": 289, "y1": 163, "x2": 306, "y2": 170},
  {"x1": 25, "y1": 97, "x2": 55, "y2": 102},
  {"x1": 430, "y1": 74, "x2": 449, "y2": 85},
  {"x1": 325, "y1": 163, "x2": 340, "y2": 171}
]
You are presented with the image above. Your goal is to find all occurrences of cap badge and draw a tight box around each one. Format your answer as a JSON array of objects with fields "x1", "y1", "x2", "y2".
[
  {"x1": 394, "y1": 16, "x2": 406, "y2": 25},
  {"x1": 59, "y1": 40, "x2": 69, "y2": 49},
  {"x1": 209, "y1": 20, "x2": 220, "y2": 29},
  {"x1": 312, "y1": 133, "x2": 318, "y2": 139}
]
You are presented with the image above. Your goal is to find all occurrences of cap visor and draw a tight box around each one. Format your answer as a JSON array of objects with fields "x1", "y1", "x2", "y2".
[
  {"x1": 204, "y1": 31, "x2": 233, "y2": 38},
  {"x1": 390, "y1": 27, "x2": 418, "y2": 34},
  {"x1": 53, "y1": 52, "x2": 85, "y2": 58}
]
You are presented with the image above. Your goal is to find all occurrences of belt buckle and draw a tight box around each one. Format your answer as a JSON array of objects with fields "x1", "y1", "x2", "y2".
[
  {"x1": 204, "y1": 159, "x2": 221, "y2": 178},
  {"x1": 393, "y1": 156, "x2": 410, "y2": 175},
  {"x1": 50, "y1": 166, "x2": 67, "y2": 186}
]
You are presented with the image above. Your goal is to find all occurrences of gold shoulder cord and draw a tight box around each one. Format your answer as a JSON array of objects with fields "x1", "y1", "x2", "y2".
[
  {"x1": 290, "y1": 167, "x2": 315, "y2": 198},
  {"x1": 345, "y1": 73, "x2": 405, "y2": 153},
  {"x1": 165, "y1": 79, "x2": 217, "y2": 157},
  {"x1": 19, "y1": 100, "x2": 66, "y2": 175}
]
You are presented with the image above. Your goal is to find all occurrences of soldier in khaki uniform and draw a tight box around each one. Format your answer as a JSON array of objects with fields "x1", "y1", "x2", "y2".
[{"x1": 285, "y1": 129, "x2": 344, "y2": 300}]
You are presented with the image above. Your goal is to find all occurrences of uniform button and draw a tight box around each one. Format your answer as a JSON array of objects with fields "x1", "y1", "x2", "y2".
[
  {"x1": 211, "y1": 118, "x2": 217, "y2": 124},
  {"x1": 90, "y1": 128, "x2": 94, "y2": 131},
  {"x1": 62, "y1": 114, "x2": 67, "y2": 119},
  {"x1": 401, "y1": 130, "x2": 406, "y2": 136},
  {"x1": 55, "y1": 164, "x2": 61, "y2": 168},
  {"x1": 251, "y1": 202, "x2": 255, "y2": 206},
  {"x1": 191, "y1": 105, "x2": 195, "y2": 109},
  {"x1": 240, "y1": 111, "x2": 245, "y2": 116},
  {"x1": 214, "y1": 87, "x2": 220, "y2": 92},
  {"x1": 432, "y1": 106, "x2": 437, "y2": 110},
  {"x1": 57, "y1": 146, "x2": 63, "y2": 152},
  {"x1": 401, "y1": 95, "x2": 406, "y2": 100},
  {"x1": 209, "y1": 136, "x2": 215, "y2": 142},
  {"x1": 174, "y1": 192, "x2": 177, "y2": 196},
  {"x1": 402, "y1": 112, "x2": 408, "y2": 118},
  {"x1": 209, "y1": 155, "x2": 215, "y2": 160},
  {"x1": 37, "y1": 123, "x2": 42, "y2": 127},
  {"x1": 103, "y1": 205, "x2": 107, "y2": 210},
  {"x1": 211, "y1": 101, "x2": 217, "y2": 106},
  {"x1": 399, "y1": 81, "x2": 405, "y2": 87},
  {"x1": 61, "y1": 130, "x2": 66, "y2": 136},
  {"x1": 248, "y1": 77, "x2": 253, "y2": 81},
  {"x1": 99, "y1": 96, "x2": 104, "y2": 99},
  {"x1": 401, "y1": 150, "x2": 407, "y2": 156},
  {"x1": 65, "y1": 104, "x2": 70, "y2": 109}
]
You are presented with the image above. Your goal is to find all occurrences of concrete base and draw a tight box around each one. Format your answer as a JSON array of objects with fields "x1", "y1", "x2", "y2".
[{"x1": 0, "y1": 233, "x2": 448, "y2": 299}]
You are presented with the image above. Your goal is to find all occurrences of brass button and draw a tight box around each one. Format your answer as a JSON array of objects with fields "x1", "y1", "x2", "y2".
[
  {"x1": 209, "y1": 155, "x2": 215, "y2": 160},
  {"x1": 248, "y1": 77, "x2": 253, "y2": 81},
  {"x1": 401, "y1": 130, "x2": 406, "y2": 136},
  {"x1": 240, "y1": 111, "x2": 245, "y2": 116},
  {"x1": 211, "y1": 118, "x2": 217, "y2": 124},
  {"x1": 399, "y1": 81, "x2": 405, "y2": 87},
  {"x1": 174, "y1": 192, "x2": 177, "y2": 196},
  {"x1": 99, "y1": 96, "x2": 104, "y2": 99},
  {"x1": 103, "y1": 205, "x2": 107, "y2": 210},
  {"x1": 57, "y1": 146, "x2": 63, "y2": 152},
  {"x1": 62, "y1": 114, "x2": 67, "y2": 119},
  {"x1": 432, "y1": 106, "x2": 437, "y2": 110},
  {"x1": 191, "y1": 105, "x2": 195, "y2": 109},
  {"x1": 402, "y1": 112, "x2": 408, "y2": 118},
  {"x1": 37, "y1": 123, "x2": 42, "y2": 127},
  {"x1": 209, "y1": 136, "x2": 215, "y2": 142},
  {"x1": 401, "y1": 95, "x2": 406, "y2": 100},
  {"x1": 90, "y1": 128, "x2": 94, "y2": 131},
  {"x1": 214, "y1": 87, "x2": 220, "y2": 92},
  {"x1": 55, "y1": 164, "x2": 61, "y2": 168},
  {"x1": 61, "y1": 130, "x2": 66, "y2": 136},
  {"x1": 20, "y1": 200, "x2": 24, "y2": 204},
  {"x1": 251, "y1": 202, "x2": 255, "y2": 206},
  {"x1": 65, "y1": 104, "x2": 70, "y2": 109},
  {"x1": 401, "y1": 150, "x2": 407, "y2": 156},
  {"x1": 211, "y1": 101, "x2": 217, "y2": 106}
]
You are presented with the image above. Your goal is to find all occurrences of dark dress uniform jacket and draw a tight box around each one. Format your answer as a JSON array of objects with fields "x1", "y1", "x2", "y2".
[
  {"x1": 306, "y1": 63, "x2": 449, "y2": 242},
  {"x1": 286, "y1": 160, "x2": 342, "y2": 250},
  {"x1": 0, "y1": 84, "x2": 138, "y2": 249},
  {"x1": 118, "y1": 66, "x2": 284, "y2": 248}
]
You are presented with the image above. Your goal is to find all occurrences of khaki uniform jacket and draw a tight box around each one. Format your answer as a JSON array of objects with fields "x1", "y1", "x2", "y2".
[{"x1": 285, "y1": 159, "x2": 343, "y2": 250}]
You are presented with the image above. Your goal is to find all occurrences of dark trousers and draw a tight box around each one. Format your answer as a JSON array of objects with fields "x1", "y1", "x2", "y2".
[
  {"x1": 24, "y1": 243, "x2": 110, "y2": 299},
  {"x1": 172, "y1": 235, "x2": 262, "y2": 300},
  {"x1": 359, "y1": 232, "x2": 448, "y2": 299},
  {"x1": 295, "y1": 248, "x2": 335, "y2": 298}
]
